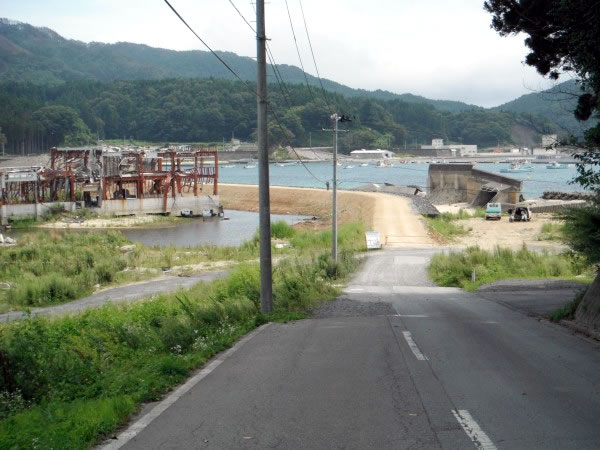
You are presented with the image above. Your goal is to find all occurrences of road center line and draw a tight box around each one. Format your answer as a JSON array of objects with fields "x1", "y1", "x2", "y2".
[
  {"x1": 100, "y1": 323, "x2": 272, "y2": 450},
  {"x1": 452, "y1": 409, "x2": 497, "y2": 450},
  {"x1": 402, "y1": 331, "x2": 429, "y2": 360}
]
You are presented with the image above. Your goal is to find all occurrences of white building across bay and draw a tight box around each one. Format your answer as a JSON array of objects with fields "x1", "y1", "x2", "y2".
[{"x1": 350, "y1": 149, "x2": 394, "y2": 159}]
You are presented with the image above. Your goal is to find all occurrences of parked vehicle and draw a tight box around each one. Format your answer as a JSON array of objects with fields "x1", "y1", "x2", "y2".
[
  {"x1": 485, "y1": 202, "x2": 502, "y2": 220},
  {"x1": 508, "y1": 206, "x2": 532, "y2": 222}
]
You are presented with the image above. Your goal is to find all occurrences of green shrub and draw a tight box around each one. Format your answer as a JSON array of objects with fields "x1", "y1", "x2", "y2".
[
  {"x1": 271, "y1": 221, "x2": 296, "y2": 239},
  {"x1": 549, "y1": 288, "x2": 587, "y2": 322}
]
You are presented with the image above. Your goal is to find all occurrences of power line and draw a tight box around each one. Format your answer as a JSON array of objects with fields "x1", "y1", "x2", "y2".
[
  {"x1": 225, "y1": 0, "x2": 329, "y2": 184},
  {"x1": 164, "y1": 0, "x2": 246, "y2": 85},
  {"x1": 297, "y1": 0, "x2": 334, "y2": 114},
  {"x1": 283, "y1": 0, "x2": 316, "y2": 102}
]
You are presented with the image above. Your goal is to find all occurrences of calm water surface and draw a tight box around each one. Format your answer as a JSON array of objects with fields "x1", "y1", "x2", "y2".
[
  {"x1": 122, "y1": 210, "x2": 310, "y2": 247},
  {"x1": 219, "y1": 161, "x2": 582, "y2": 199}
]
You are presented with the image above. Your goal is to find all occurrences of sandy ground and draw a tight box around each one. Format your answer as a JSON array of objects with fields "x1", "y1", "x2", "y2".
[
  {"x1": 219, "y1": 184, "x2": 433, "y2": 248},
  {"x1": 451, "y1": 214, "x2": 564, "y2": 250},
  {"x1": 38, "y1": 215, "x2": 164, "y2": 229}
]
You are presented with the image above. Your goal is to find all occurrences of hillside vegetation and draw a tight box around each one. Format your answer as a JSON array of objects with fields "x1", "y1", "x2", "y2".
[
  {"x1": 0, "y1": 18, "x2": 477, "y2": 113},
  {"x1": 493, "y1": 79, "x2": 598, "y2": 138},
  {"x1": 0, "y1": 78, "x2": 556, "y2": 153}
]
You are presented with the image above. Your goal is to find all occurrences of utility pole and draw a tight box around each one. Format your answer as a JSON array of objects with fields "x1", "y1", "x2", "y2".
[
  {"x1": 256, "y1": 0, "x2": 273, "y2": 313},
  {"x1": 332, "y1": 114, "x2": 338, "y2": 262},
  {"x1": 324, "y1": 114, "x2": 350, "y2": 263},
  {"x1": 309, "y1": 131, "x2": 312, "y2": 149}
]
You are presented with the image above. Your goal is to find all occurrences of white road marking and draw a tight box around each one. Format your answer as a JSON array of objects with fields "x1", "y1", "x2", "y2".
[
  {"x1": 452, "y1": 409, "x2": 497, "y2": 450},
  {"x1": 402, "y1": 331, "x2": 429, "y2": 360},
  {"x1": 100, "y1": 323, "x2": 272, "y2": 450},
  {"x1": 395, "y1": 314, "x2": 429, "y2": 318},
  {"x1": 346, "y1": 288, "x2": 365, "y2": 292}
]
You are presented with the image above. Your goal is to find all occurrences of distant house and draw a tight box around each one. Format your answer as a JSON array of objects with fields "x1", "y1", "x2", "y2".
[{"x1": 350, "y1": 149, "x2": 394, "y2": 159}]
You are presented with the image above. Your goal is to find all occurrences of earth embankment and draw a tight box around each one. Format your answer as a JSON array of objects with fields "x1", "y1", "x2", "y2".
[{"x1": 219, "y1": 184, "x2": 433, "y2": 247}]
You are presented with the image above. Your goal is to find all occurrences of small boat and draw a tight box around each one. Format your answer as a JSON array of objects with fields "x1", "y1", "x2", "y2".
[
  {"x1": 500, "y1": 162, "x2": 533, "y2": 173},
  {"x1": 343, "y1": 165, "x2": 355, "y2": 169},
  {"x1": 522, "y1": 159, "x2": 534, "y2": 169},
  {"x1": 376, "y1": 160, "x2": 391, "y2": 168},
  {"x1": 360, "y1": 163, "x2": 369, "y2": 167},
  {"x1": 274, "y1": 162, "x2": 286, "y2": 167},
  {"x1": 546, "y1": 161, "x2": 568, "y2": 169},
  {"x1": 244, "y1": 164, "x2": 257, "y2": 169}
]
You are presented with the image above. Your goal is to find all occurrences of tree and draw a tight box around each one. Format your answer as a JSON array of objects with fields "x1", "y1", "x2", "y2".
[
  {"x1": 31, "y1": 105, "x2": 95, "y2": 147},
  {"x1": 484, "y1": 0, "x2": 600, "y2": 146},
  {"x1": 485, "y1": 0, "x2": 600, "y2": 327}
]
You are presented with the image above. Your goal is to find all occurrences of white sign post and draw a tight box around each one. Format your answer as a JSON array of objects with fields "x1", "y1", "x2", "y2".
[{"x1": 365, "y1": 231, "x2": 382, "y2": 250}]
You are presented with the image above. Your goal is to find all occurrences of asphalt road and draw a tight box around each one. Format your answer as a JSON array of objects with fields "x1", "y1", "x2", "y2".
[
  {"x1": 110, "y1": 249, "x2": 600, "y2": 449},
  {"x1": 0, "y1": 271, "x2": 226, "y2": 322}
]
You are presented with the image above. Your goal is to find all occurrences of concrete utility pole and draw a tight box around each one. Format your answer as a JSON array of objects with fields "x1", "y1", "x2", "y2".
[
  {"x1": 325, "y1": 114, "x2": 350, "y2": 263},
  {"x1": 331, "y1": 113, "x2": 339, "y2": 262},
  {"x1": 256, "y1": 0, "x2": 273, "y2": 313}
]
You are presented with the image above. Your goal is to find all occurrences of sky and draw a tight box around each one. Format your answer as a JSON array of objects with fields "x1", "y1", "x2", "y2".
[{"x1": 1, "y1": 0, "x2": 557, "y2": 107}]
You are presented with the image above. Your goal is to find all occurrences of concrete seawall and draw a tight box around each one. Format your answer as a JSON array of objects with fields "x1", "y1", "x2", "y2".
[{"x1": 428, "y1": 163, "x2": 522, "y2": 206}]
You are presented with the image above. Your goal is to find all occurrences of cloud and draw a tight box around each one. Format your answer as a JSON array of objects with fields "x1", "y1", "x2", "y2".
[{"x1": 2, "y1": 0, "x2": 551, "y2": 107}]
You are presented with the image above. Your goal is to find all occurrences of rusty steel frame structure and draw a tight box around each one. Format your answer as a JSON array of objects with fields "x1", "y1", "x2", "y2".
[{"x1": 0, "y1": 147, "x2": 219, "y2": 214}]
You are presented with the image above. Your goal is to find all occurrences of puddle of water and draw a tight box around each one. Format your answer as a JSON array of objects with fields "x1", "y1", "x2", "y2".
[{"x1": 122, "y1": 210, "x2": 311, "y2": 247}]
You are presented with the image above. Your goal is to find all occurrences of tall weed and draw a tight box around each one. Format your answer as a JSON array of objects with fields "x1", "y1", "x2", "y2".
[{"x1": 429, "y1": 245, "x2": 592, "y2": 291}]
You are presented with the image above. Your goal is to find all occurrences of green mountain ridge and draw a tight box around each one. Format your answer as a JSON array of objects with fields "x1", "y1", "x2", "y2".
[
  {"x1": 492, "y1": 79, "x2": 596, "y2": 136},
  {"x1": 0, "y1": 18, "x2": 479, "y2": 113},
  {"x1": 0, "y1": 18, "x2": 594, "y2": 154}
]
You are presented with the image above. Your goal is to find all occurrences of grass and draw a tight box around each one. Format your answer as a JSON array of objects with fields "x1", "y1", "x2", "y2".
[
  {"x1": 0, "y1": 231, "x2": 131, "y2": 307},
  {"x1": 428, "y1": 245, "x2": 593, "y2": 291},
  {"x1": 425, "y1": 208, "x2": 486, "y2": 242},
  {"x1": 549, "y1": 288, "x2": 587, "y2": 322},
  {"x1": 0, "y1": 249, "x2": 359, "y2": 448},
  {"x1": 425, "y1": 213, "x2": 470, "y2": 242},
  {"x1": 538, "y1": 222, "x2": 565, "y2": 241},
  {"x1": 0, "y1": 221, "x2": 366, "y2": 311}
]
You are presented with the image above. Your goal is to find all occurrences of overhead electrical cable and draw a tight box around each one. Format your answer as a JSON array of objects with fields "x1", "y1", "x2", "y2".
[
  {"x1": 165, "y1": 0, "x2": 328, "y2": 185},
  {"x1": 297, "y1": 0, "x2": 334, "y2": 114},
  {"x1": 283, "y1": 0, "x2": 317, "y2": 102}
]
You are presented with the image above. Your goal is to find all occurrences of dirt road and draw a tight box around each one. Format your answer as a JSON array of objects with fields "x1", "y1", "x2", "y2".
[
  {"x1": 453, "y1": 214, "x2": 565, "y2": 250},
  {"x1": 219, "y1": 185, "x2": 433, "y2": 248}
]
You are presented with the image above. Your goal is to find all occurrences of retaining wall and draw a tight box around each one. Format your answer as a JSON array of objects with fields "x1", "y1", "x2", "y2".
[{"x1": 428, "y1": 164, "x2": 522, "y2": 205}]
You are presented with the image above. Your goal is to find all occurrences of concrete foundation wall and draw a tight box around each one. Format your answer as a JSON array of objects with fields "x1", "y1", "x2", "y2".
[
  {"x1": 1, "y1": 195, "x2": 220, "y2": 223},
  {"x1": 99, "y1": 195, "x2": 220, "y2": 216},
  {"x1": 1, "y1": 202, "x2": 77, "y2": 223},
  {"x1": 428, "y1": 164, "x2": 522, "y2": 205}
]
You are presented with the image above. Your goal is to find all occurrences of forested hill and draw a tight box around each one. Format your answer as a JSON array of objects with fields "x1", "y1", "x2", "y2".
[
  {"x1": 0, "y1": 18, "x2": 477, "y2": 113},
  {"x1": 492, "y1": 79, "x2": 597, "y2": 137},
  {"x1": 0, "y1": 78, "x2": 556, "y2": 154}
]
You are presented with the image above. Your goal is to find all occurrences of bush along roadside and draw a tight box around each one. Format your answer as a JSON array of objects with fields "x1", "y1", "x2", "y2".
[
  {"x1": 0, "y1": 250, "x2": 359, "y2": 449},
  {"x1": 428, "y1": 245, "x2": 593, "y2": 291},
  {"x1": 549, "y1": 288, "x2": 588, "y2": 322}
]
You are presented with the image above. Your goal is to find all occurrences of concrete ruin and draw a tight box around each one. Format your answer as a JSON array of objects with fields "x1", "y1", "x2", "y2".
[
  {"x1": 0, "y1": 147, "x2": 221, "y2": 224},
  {"x1": 428, "y1": 163, "x2": 522, "y2": 207}
]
